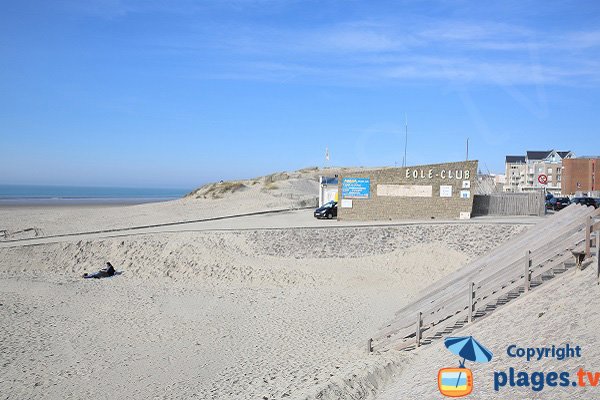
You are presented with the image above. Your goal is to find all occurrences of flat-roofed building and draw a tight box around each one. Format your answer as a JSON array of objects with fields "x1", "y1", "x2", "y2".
[{"x1": 504, "y1": 155, "x2": 526, "y2": 192}]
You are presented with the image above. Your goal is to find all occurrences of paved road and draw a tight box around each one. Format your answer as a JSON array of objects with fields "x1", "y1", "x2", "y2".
[{"x1": 0, "y1": 209, "x2": 543, "y2": 248}]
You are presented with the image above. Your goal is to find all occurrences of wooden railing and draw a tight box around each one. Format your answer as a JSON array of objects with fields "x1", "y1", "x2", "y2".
[{"x1": 370, "y1": 204, "x2": 600, "y2": 353}]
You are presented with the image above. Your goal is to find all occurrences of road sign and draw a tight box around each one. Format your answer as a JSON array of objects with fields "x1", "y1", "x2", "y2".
[{"x1": 538, "y1": 174, "x2": 548, "y2": 185}]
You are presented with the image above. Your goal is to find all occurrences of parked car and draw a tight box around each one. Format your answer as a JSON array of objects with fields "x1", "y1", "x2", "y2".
[
  {"x1": 550, "y1": 197, "x2": 571, "y2": 211},
  {"x1": 571, "y1": 197, "x2": 599, "y2": 208},
  {"x1": 314, "y1": 200, "x2": 337, "y2": 219}
]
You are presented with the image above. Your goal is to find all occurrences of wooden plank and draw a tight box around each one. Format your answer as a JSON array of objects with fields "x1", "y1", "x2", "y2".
[
  {"x1": 468, "y1": 282, "x2": 474, "y2": 323},
  {"x1": 415, "y1": 312, "x2": 422, "y2": 347},
  {"x1": 586, "y1": 216, "x2": 592, "y2": 258},
  {"x1": 597, "y1": 231, "x2": 600, "y2": 285},
  {"x1": 524, "y1": 250, "x2": 531, "y2": 293}
]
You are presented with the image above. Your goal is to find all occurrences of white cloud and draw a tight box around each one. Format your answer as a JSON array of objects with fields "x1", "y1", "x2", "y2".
[{"x1": 127, "y1": 12, "x2": 600, "y2": 87}]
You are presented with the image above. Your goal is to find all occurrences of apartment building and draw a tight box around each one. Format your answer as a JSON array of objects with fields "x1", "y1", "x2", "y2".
[{"x1": 504, "y1": 150, "x2": 574, "y2": 195}]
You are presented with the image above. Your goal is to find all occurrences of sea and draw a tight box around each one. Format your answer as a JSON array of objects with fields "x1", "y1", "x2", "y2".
[{"x1": 0, "y1": 184, "x2": 191, "y2": 206}]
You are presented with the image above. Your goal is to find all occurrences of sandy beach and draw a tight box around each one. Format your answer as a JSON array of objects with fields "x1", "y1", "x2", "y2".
[
  {"x1": 5, "y1": 2, "x2": 600, "y2": 398},
  {"x1": 0, "y1": 181, "x2": 530, "y2": 399}
]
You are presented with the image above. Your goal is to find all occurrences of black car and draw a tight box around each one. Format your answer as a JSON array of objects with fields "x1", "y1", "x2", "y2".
[
  {"x1": 314, "y1": 200, "x2": 337, "y2": 219},
  {"x1": 550, "y1": 197, "x2": 570, "y2": 211},
  {"x1": 571, "y1": 197, "x2": 598, "y2": 208}
]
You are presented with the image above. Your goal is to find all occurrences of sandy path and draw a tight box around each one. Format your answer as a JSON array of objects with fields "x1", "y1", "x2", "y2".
[{"x1": 0, "y1": 206, "x2": 540, "y2": 248}]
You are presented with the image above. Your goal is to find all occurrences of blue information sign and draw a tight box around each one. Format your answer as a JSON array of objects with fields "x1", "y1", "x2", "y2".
[{"x1": 342, "y1": 178, "x2": 371, "y2": 199}]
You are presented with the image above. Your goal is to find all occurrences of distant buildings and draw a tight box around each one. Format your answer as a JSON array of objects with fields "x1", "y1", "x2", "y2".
[
  {"x1": 504, "y1": 150, "x2": 575, "y2": 194},
  {"x1": 562, "y1": 157, "x2": 600, "y2": 196}
]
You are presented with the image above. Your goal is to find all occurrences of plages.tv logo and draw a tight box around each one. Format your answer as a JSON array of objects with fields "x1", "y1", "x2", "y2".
[{"x1": 438, "y1": 336, "x2": 493, "y2": 397}]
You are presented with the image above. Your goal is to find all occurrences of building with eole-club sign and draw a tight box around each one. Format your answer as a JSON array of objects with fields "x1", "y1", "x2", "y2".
[{"x1": 336, "y1": 160, "x2": 478, "y2": 220}]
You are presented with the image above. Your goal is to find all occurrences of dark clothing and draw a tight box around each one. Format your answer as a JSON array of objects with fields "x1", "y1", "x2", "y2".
[{"x1": 83, "y1": 263, "x2": 116, "y2": 279}]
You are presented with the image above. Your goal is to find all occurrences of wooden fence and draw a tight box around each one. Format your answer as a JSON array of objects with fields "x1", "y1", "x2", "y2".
[
  {"x1": 370, "y1": 204, "x2": 600, "y2": 353},
  {"x1": 472, "y1": 191, "x2": 545, "y2": 217}
]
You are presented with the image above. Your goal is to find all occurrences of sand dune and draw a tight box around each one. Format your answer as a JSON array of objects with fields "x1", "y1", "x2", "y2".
[{"x1": 0, "y1": 223, "x2": 526, "y2": 399}]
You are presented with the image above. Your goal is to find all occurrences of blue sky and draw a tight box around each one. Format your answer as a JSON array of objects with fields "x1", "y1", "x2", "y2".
[{"x1": 1, "y1": 0, "x2": 600, "y2": 188}]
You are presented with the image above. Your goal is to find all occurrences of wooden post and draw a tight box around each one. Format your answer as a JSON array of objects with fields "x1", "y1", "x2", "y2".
[
  {"x1": 415, "y1": 312, "x2": 422, "y2": 347},
  {"x1": 468, "y1": 282, "x2": 474, "y2": 323},
  {"x1": 586, "y1": 216, "x2": 592, "y2": 258},
  {"x1": 367, "y1": 338, "x2": 373, "y2": 354},
  {"x1": 524, "y1": 250, "x2": 531, "y2": 293},
  {"x1": 596, "y1": 231, "x2": 600, "y2": 285}
]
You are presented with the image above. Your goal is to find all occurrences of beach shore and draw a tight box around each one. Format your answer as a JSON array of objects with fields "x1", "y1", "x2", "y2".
[{"x1": 0, "y1": 197, "x2": 527, "y2": 399}]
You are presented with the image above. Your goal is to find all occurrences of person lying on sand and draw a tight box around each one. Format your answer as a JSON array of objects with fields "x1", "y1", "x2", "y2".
[{"x1": 83, "y1": 262, "x2": 116, "y2": 279}]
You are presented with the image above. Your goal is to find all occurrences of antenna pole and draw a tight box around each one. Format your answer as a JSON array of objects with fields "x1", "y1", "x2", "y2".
[
  {"x1": 403, "y1": 114, "x2": 408, "y2": 167},
  {"x1": 466, "y1": 138, "x2": 469, "y2": 161}
]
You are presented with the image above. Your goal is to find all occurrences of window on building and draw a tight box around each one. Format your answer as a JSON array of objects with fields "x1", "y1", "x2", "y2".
[{"x1": 548, "y1": 168, "x2": 552, "y2": 173}]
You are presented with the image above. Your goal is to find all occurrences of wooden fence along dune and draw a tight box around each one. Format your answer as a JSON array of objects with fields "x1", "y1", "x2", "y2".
[
  {"x1": 472, "y1": 192, "x2": 545, "y2": 217},
  {"x1": 369, "y1": 204, "x2": 600, "y2": 353}
]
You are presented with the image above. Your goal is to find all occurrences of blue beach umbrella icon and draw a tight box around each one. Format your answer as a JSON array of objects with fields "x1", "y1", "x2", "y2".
[{"x1": 444, "y1": 336, "x2": 493, "y2": 387}]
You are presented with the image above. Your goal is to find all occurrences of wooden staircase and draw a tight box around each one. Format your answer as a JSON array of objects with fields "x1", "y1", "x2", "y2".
[{"x1": 370, "y1": 204, "x2": 600, "y2": 353}]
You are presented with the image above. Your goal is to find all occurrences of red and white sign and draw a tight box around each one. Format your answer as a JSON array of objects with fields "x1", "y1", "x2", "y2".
[{"x1": 538, "y1": 174, "x2": 548, "y2": 185}]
